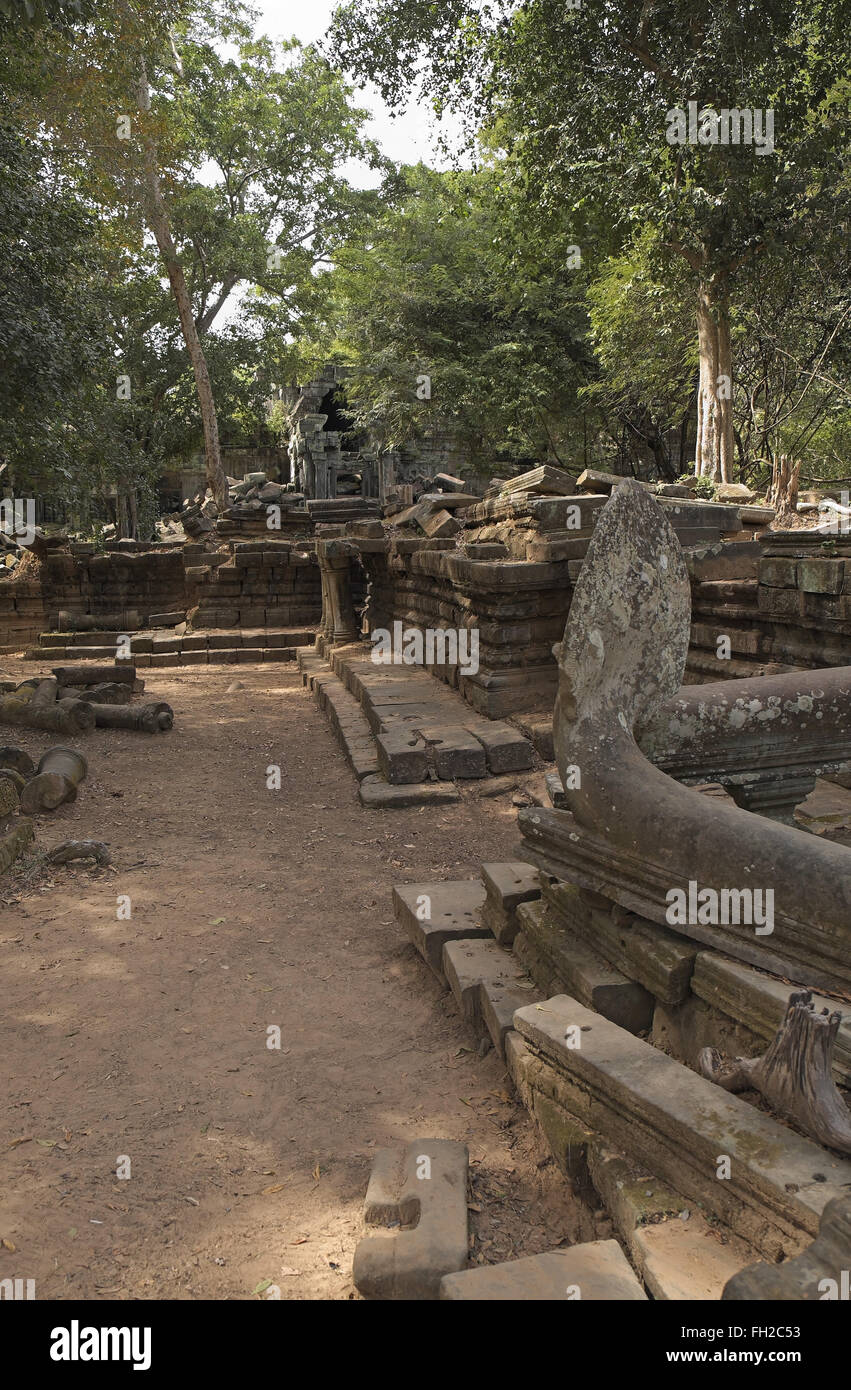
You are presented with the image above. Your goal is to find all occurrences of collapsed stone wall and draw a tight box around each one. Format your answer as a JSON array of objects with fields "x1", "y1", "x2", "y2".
[
  {"x1": 0, "y1": 539, "x2": 324, "y2": 652},
  {"x1": 345, "y1": 491, "x2": 752, "y2": 718},
  {"x1": 1, "y1": 544, "x2": 188, "y2": 654},
  {"x1": 687, "y1": 531, "x2": 851, "y2": 678},
  {"x1": 0, "y1": 575, "x2": 45, "y2": 653}
]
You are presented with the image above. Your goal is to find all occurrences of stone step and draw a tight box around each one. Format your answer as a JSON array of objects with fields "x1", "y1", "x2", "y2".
[
  {"x1": 311, "y1": 673, "x2": 379, "y2": 781},
  {"x1": 513, "y1": 900, "x2": 653, "y2": 1034},
  {"x1": 303, "y1": 645, "x2": 533, "y2": 802},
  {"x1": 512, "y1": 993, "x2": 851, "y2": 1261},
  {"x1": 392, "y1": 880, "x2": 489, "y2": 977},
  {"x1": 588, "y1": 1148, "x2": 757, "y2": 1301},
  {"x1": 331, "y1": 646, "x2": 533, "y2": 778},
  {"x1": 27, "y1": 628, "x2": 314, "y2": 664},
  {"x1": 442, "y1": 937, "x2": 543, "y2": 1058},
  {"x1": 480, "y1": 861, "x2": 542, "y2": 945},
  {"x1": 540, "y1": 876, "x2": 698, "y2": 1007},
  {"x1": 439, "y1": 1240, "x2": 646, "y2": 1301},
  {"x1": 684, "y1": 648, "x2": 797, "y2": 681}
]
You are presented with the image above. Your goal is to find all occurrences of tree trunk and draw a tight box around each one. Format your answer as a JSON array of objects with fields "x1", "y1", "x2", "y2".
[
  {"x1": 767, "y1": 454, "x2": 801, "y2": 526},
  {"x1": 116, "y1": 490, "x2": 131, "y2": 539},
  {"x1": 699, "y1": 990, "x2": 851, "y2": 1155},
  {"x1": 695, "y1": 277, "x2": 735, "y2": 483},
  {"x1": 133, "y1": 62, "x2": 229, "y2": 511}
]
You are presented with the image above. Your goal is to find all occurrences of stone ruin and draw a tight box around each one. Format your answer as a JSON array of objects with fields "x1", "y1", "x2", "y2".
[
  {"x1": 376, "y1": 481, "x2": 851, "y2": 1298},
  {"x1": 4, "y1": 457, "x2": 851, "y2": 1300}
]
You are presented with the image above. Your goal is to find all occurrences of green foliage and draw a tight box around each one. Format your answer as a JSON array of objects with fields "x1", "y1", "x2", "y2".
[
  {"x1": 0, "y1": 3, "x2": 379, "y2": 515},
  {"x1": 328, "y1": 0, "x2": 851, "y2": 479},
  {"x1": 292, "y1": 162, "x2": 592, "y2": 467},
  {"x1": 679, "y1": 472, "x2": 716, "y2": 499}
]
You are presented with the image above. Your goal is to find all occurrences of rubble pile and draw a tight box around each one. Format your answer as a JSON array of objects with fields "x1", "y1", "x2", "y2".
[{"x1": 178, "y1": 473, "x2": 308, "y2": 540}]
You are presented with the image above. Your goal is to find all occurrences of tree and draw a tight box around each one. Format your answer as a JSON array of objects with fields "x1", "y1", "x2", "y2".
[
  {"x1": 0, "y1": 115, "x2": 112, "y2": 488},
  {"x1": 330, "y1": 0, "x2": 851, "y2": 482},
  {"x1": 2, "y1": 0, "x2": 379, "y2": 512},
  {"x1": 291, "y1": 162, "x2": 592, "y2": 470}
]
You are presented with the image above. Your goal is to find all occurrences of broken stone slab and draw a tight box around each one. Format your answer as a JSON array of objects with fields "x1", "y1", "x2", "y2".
[
  {"x1": 353, "y1": 1139, "x2": 469, "y2": 1300},
  {"x1": 419, "y1": 724, "x2": 487, "y2": 779},
  {"x1": 480, "y1": 861, "x2": 542, "y2": 946},
  {"x1": 723, "y1": 1193, "x2": 851, "y2": 1300},
  {"x1": 359, "y1": 775, "x2": 459, "y2": 810},
  {"x1": 418, "y1": 492, "x2": 480, "y2": 510},
  {"x1": 576, "y1": 467, "x2": 629, "y2": 493},
  {"x1": 514, "y1": 993, "x2": 851, "y2": 1261},
  {"x1": 393, "y1": 879, "x2": 489, "y2": 977},
  {"x1": 514, "y1": 900, "x2": 653, "y2": 1034},
  {"x1": 431, "y1": 473, "x2": 468, "y2": 493},
  {"x1": 148, "y1": 611, "x2": 186, "y2": 627},
  {"x1": 439, "y1": 1241, "x2": 646, "y2": 1301},
  {"x1": 501, "y1": 465, "x2": 579, "y2": 497},
  {"x1": 421, "y1": 509, "x2": 461, "y2": 539},
  {"x1": 442, "y1": 937, "x2": 542, "y2": 1057}
]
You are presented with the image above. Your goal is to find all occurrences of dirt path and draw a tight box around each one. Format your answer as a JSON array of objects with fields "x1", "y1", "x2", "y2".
[{"x1": 0, "y1": 661, "x2": 604, "y2": 1299}]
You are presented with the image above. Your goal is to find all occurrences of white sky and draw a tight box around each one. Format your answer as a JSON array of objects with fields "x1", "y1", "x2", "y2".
[{"x1": 251, "y1": 0, "x2": 466, "y2": 180}]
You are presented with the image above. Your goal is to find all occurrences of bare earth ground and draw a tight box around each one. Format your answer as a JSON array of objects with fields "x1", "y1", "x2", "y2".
[{"x1": 0, "y1": 660, "x2": 606, "y2": 1300}]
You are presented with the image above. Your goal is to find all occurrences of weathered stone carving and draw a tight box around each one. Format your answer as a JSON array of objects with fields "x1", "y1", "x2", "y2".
[
  {"x1": 518, "y1": 480, "x2": 851, "y2": 994},
  {"x1": 638, "y1": 668, "x2": 851, "y2": 825},
  {"x1": 316, "y1": 539, "x2": 360, "y2": 645}
]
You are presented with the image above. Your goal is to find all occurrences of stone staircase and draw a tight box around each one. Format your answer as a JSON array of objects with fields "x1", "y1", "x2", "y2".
[
  {"x1": 390, "y1": 858, "x2": 851, "y2": 1299},
  {"x1": 24, "y1": 626, "x2": 316, "y2": 667},
  {"x1": 297, "y1": 641, "x2": 536, "y2": 807}
]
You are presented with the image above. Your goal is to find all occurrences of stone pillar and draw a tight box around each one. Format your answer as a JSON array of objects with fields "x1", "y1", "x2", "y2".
[
  {"x1": 318, "y1": 541, "x2": 359, "y2": 645},
  {"x1": 316, "y1": 563, "x2": 334, "y2": 649}
]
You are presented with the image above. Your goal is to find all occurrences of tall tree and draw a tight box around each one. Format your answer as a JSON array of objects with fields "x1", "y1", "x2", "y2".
[
  {"x1": 3, "y1": 0, "x2": 379, "y2": 509},
  {"x1": 330, "y1": 0, "x2": 851, "y2": 481}
]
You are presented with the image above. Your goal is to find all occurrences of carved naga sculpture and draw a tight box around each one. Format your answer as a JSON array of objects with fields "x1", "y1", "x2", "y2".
[{"x1": 518, "y1": 480, "x2": 851, "y2": 1151}]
